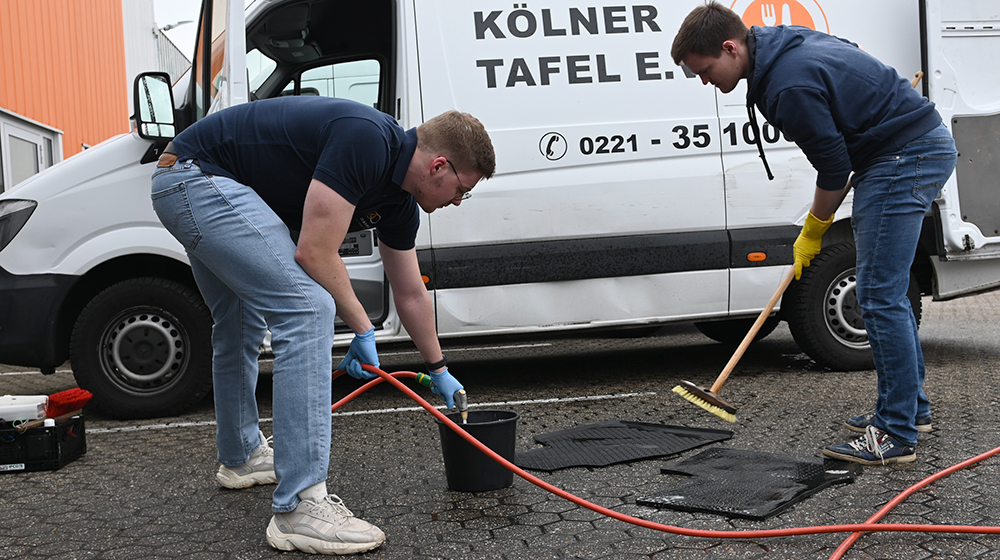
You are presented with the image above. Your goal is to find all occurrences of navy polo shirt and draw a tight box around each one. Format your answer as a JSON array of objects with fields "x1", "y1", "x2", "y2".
[{"x1": 171, "y1": 96, "x2": 420, "y2": 250}]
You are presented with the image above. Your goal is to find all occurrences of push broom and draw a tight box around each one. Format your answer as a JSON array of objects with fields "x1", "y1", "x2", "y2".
[{"x1": 673, "y1": 266, "x2": 796, "y2": 422}]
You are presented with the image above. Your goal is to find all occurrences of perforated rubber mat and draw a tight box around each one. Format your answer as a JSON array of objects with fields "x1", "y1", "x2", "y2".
[
  {"x1": 513, "y1": 421, "x2": 732, "y2": 471},
  {"x1": 637, "y1": 448, "x2": 862, "y2": 519}
]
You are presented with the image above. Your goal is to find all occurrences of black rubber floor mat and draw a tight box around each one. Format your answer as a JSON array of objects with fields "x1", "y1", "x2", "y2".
[
  {"x1": 514, "y1": 421, "x2": 732, "y2": 471},
  {"x1": 637, "y1": 448, "x2": 862, "y2": 520}
]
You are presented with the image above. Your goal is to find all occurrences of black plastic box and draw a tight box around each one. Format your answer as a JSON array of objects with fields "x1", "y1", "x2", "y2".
[{"x1": 0, "y1": 415, "x2": 87, "y2": 473}]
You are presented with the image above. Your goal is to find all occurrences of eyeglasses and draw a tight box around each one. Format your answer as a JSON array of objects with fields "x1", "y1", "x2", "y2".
[{"x1": 446, "y1": 159, "x2": 472, "y2": 200}]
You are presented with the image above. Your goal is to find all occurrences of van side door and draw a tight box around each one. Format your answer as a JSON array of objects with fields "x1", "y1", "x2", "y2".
[
  {"x1": 413, "y1": 2, "x2": 730, "y2": 336},
  {"x1": 234, "y1": 0, "x2": 398, "y2": 331},
  {"x1": 923, "y1": 0, "x2": 1000, "y2": 298},
  {"x1": 716, "y1": 1, "x2": 925, "y2": 314}
]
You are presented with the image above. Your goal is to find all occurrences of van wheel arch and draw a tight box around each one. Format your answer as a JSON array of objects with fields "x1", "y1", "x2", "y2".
[
  {"x1": 784, "y1": 241, "x2": 921, "y2": 371},
  {"x1": 56, "y1": 256, "x2": 199, "y2": 359},
  {"x1": 69, "y1": 276, "x2": 213, "y2": 419},
  {"x1": 694, "y1": 316, "x2": 780, "y2": 345}
]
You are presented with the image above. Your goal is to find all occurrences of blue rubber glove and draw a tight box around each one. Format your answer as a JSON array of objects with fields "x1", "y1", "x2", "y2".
[
  {"x1": 429, "y1": 367, "x2": 464, "y2": 408},
  {"x1": 337, "y1": 327, "x2": 378, "y2": 381}
]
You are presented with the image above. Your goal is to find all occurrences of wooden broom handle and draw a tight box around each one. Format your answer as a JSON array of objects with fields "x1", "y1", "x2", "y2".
[
  {"x1": 710, "y1": 266, "x2": 796, "y2": 394},
  {"x1": 14, "y1": 409, "x2": 84, "y2": 433}
]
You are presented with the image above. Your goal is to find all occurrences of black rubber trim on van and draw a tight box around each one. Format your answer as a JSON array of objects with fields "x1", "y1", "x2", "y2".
[
  {"x1": 419, "y1": 226, "x2": 800, "y2": 290},
  {"x1": 729, "y1": 225, "x2": 799, "y2": 269},
  {"x1": 0, "y1": 267, "x2": 75, "y2": 369},
  {"x1": 918, "y1": 0, "x2": 930, "y2": 99}
]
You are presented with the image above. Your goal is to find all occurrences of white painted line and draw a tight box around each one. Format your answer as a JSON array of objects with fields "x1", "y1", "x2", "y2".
[
  {"x1": 0, "y1": 369, "x2": 73, "y2": 376},
  {"x1": 86, "y1": 391, "x2": 657, "y2": 434},
  {"x1": 89, "y1": 419, "x2": 223, "y2": 433}
]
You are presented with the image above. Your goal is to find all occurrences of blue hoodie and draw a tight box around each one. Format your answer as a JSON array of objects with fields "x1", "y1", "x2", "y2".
[{"x1": 746, "y1": 25, "x2": 941, "y2": 190}]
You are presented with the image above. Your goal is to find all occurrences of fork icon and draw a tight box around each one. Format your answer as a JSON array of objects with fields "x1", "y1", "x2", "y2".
[{"x1": 761, "y1": 3, "x2": 776, "y2": 26}]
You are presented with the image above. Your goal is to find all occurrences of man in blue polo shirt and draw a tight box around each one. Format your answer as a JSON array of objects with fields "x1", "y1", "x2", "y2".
[{"x1": 150, "y1": 96, "x2": 495, "y2": 555}]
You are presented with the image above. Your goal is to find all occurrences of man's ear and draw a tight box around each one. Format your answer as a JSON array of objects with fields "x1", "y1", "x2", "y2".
[
  {"x1": 429, "y1": 155, "x2": 448, "y2": 175},
  {"x1": 722, "y1": 39, "x2": 740, "y2": 57}
]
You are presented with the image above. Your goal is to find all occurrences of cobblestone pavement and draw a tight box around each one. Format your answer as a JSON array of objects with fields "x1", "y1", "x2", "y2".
[{"x1": 2, "y1": 292, "x2": 999, "y2": 559}]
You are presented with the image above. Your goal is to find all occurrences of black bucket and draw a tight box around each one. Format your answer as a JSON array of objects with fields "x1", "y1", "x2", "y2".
[{"x1": 435, "y1": 409, "x2": 520, "y2": 492}]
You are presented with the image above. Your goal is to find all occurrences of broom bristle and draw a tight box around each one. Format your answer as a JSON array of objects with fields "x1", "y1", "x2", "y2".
[
  {"x1": 45, "y1": 388, "x2": 93, "y2": 418},
  {"x1": 672, "y1": 385, "x2": 737, "y2": 422}
]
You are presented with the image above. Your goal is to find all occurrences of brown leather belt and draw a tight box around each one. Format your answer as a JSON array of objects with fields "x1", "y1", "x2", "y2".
[
  {"x1": 156, "y1": 140, "x2": 178, "y2": 168},
  {"x1": 156, "y1": 153, "x2": 178, "y2": 168}
]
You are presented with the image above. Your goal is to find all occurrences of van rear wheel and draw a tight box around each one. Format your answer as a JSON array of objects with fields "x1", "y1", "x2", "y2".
[
  {"x1": 70, "y1": 277, "x2": 213, "y2": 419},
  {"x1": 785, "y1": 242, "x2": 921, "y2": 371}
]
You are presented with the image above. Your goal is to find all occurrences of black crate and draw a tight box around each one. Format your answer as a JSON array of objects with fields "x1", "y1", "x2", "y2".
[{"x1": 0, "y1": 415, "x2": 87, "y2": 473}]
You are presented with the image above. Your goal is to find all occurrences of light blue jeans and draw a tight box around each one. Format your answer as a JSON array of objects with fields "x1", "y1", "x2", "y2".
[
  {"x1": 851, "y1": 123, "x2": 957, "y2": 447},
  {"x1": 151, "y1": 161, "x2": 334, "y2": 512}
]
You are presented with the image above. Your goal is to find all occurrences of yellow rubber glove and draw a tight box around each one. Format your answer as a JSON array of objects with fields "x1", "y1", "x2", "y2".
[{"x1": 793, "y1": 211, "x2": 834, "y2": 280}]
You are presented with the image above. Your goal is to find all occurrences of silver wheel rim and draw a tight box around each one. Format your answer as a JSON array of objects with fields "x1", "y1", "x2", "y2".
[
  {"x1": 823, "y1": 268, "x2": 869, "y2": 349},
  {"x1": 101, "y1": 309, "x2": 187, "y2": 392}
]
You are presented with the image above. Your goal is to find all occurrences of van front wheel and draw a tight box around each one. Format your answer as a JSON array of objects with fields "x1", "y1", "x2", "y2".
[
  {"x1": 785, "y1": 242, "x2": 921, "y2": 371},
  {"x1": 70, "y1": 277, "x2": 213, "y2": 419}
]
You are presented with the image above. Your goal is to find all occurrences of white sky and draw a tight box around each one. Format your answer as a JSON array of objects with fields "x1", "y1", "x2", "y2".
[
  {"x1": 153, "y1": 0, "x2": 202, "y2": 58},
  {"x1": 153, "y1": 0, "x2": 255, "y2": 59}
]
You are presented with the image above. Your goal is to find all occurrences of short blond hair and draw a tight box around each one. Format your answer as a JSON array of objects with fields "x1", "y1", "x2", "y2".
[{"x1": 417, "y1": 111, "x2": 496, "y2": 179}]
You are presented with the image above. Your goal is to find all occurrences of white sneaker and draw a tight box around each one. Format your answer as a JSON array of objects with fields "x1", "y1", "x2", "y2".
[
  {"x1": 216, "y1": 431, "x2": 276, "y2": 489},
  {"x1": 266, "y1": 495, "x2": 386, "y2": 555}
]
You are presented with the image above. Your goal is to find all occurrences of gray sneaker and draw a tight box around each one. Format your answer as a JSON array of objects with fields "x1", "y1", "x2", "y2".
[
  {"x1": 844, "y1": 412, "x2": 932, "y2": 434},
  {"x1": 216, "y1": 431, "x2": 276, "y2": 489},
  {"x1": 266, "y1": 495, "x2": 386, "y2": 555}
]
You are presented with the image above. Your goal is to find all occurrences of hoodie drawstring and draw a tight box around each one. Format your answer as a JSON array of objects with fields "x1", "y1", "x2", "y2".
[{"x1": 747, "y1": 104, "x2": 775, "y2": 181}]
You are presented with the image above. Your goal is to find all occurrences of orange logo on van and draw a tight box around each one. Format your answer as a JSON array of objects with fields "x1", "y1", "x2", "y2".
[{"x1": 729, "y1": 1, "x2": 830, "y2": 34}]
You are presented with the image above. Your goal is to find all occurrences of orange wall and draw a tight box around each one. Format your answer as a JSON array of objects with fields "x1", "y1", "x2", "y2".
[{"x1": 0, "y1": 0, "x2": 129, "y2": 158}]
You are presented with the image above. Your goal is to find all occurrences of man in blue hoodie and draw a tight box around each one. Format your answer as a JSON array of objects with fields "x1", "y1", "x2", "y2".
[{"x1": 671, "y1": 2, "x2": 957, "y2": 466}]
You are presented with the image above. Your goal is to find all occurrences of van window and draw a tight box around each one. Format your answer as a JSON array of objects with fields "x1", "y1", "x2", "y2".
[
  {"x1": 278, "y1": 60, "x2": 381, "y2": 107},
  {"x1": 247, "y1": 49, "x2": 277, "y2": 93},
  {"x1": 245, "y1": 0, "x2": 393, "y2": 110}
]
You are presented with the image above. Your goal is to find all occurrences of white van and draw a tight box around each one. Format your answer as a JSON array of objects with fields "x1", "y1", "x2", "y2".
[{"x1": 1, "y1": 0, "x2": 998, "y2": 418}]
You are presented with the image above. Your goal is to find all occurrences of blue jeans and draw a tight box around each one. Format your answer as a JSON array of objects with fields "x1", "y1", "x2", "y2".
[
  {"x1": 151, "y1": 161, "x2": 335, "y2": 512},
  {"x1": 851, "y1": 123, "x2": 957, "y2": 446}
]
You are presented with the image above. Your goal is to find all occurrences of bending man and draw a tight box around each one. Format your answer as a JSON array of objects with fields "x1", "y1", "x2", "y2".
[
  {"x1": 151, "y1": 96, "x2": 495, "y2": 554},
  {"x1": 672, "y1": 2, "x2": 955, "y2": 466}
]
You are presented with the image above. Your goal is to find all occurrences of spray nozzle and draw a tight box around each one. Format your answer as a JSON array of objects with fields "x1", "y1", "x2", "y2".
[{"x1": 415, "y1": 373, "x2": 469, "y2": 423}]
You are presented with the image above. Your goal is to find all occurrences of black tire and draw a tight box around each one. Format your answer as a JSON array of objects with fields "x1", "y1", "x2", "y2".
[
  {"x1": 70, "y1": 277, "x2": 213, "y2": 419},
  {"x1": 785, "y1": 242, "x2": 921, "y2": 371},
  {"x1": 694, "y1": 316, "x2": 780, "y2": 345}
]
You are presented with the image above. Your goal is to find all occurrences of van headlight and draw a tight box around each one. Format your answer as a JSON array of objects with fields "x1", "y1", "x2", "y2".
[{"x1": 0, "y1": 199, "x2": 37, "y2": 253}]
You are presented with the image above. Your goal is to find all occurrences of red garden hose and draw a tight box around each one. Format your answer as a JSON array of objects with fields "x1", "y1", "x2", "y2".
[{"x1": 332, "y1": 366, "x2": 1000, "y2": 558}]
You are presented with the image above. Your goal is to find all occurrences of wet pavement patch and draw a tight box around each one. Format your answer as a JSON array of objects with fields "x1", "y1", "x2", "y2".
[
  {"x1": 514, "y1": 421, "x2": 732, "y2": 471},
  {"x1": 638, "y1": 448, "x2": 862, "y2": 519}
]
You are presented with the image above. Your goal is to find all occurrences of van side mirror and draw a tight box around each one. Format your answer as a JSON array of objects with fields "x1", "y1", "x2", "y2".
[{"x1": 133, "y1": 72, "x2": 176, "y2": 140}]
